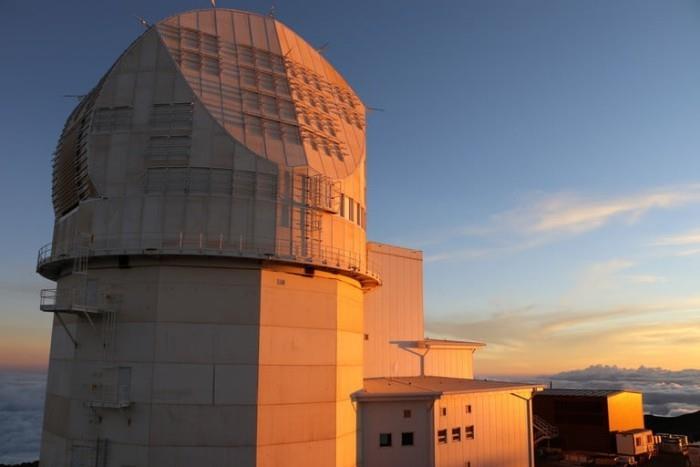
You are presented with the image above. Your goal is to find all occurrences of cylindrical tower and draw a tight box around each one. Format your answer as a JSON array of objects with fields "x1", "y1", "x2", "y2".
[{"x1": 37, "y1": 9, "x2": 378, "y2": 467}]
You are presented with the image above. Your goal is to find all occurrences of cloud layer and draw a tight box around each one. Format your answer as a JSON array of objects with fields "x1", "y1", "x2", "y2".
[
  {"x1": 426, "y1": 294, "x2": 700, "y2": 376},
  {"x1": 485, "y1": 365, "x2": 700, "y2": 417},
  {"x1": 0, "y1": 371, "x2": 46, "y2": 464},
  {"x1": 541, "y1": 365, "x2": 700, "y2": 417}
]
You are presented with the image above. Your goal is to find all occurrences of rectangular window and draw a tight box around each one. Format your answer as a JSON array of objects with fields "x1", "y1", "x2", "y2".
[
  {"x1": 437, "y1": 429, "x2": 447, "y2": 444},
  {"x1": 440, "y1": 407, "x2": 447, "y2": 416},
  {"x1": 452, "y1": 427, "x2": 461, "y2": 441},
  {"x1": 401, "y1": 432, "x2": 414, "y2": 446},
  {"x1": 466, "y1": 404, "x2": 472, "y2": 414},
  {"x1": 403, "y1": 409, "x2": 412, "y2": 418},
  {"x1": 379, "y1": 433, "x2": 392, "y2": 447},
  {"x1": 465, "y1": 425, "x2": 475, "y2": 440},
  {"x1": 636, "y1": 437, "x2": 642, "y2": 447},
  {"x1": 348, "y1": 199, "x2": 355, "y2": 222}
]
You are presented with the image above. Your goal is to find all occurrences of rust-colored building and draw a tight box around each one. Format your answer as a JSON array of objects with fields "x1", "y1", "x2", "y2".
[{"x1": 533, "y1": 389, "x2": 645, "y2": 453}]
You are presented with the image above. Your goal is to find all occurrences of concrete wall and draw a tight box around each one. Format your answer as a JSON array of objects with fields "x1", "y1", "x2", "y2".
[
  {"x1": 40, "y1": 258, "x2": 363, "y2": 467},
  {"x1": 433, "y1": 390, "x2": 533, "y2": 467},
  {"x1": 257, "y1": 267, "x2": 363, "y2": 467},
  {"x1": 41, "y1": 258, "x2": 260, "y2": 467},
  {"x1": 363, "y1": 243, "x2": 423, "y2": 378},
  {"x1": 359, "y1": 399, "x2": 434, "y2": 467}
]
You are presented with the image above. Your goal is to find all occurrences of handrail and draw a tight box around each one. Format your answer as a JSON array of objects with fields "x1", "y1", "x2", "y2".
[
  {"x1": 37, "y1": 233, "x2": 381, "y2": 285},
  {"x1": 40, "y1": 287, "x2": 87, "y2": 311},
  {"x1": 533, "y1": 414, "x2": 559, "y2": 442}
]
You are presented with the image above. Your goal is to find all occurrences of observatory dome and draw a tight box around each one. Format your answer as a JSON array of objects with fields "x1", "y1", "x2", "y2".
[{"x1": 43, "y1": 9, "x2": 376, "y2": 286}]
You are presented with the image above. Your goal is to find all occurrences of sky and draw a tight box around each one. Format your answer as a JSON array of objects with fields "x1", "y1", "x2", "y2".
[{"x1": 2, "y1": 0, "x2": 700, "y2": 378}]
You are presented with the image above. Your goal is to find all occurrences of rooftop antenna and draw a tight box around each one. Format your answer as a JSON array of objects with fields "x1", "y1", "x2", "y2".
[
  {"x1": 64, "y1": 94, "x2": 86, "y2": 101},
  {"x1": 268, "y1": 2, "x2": 277, "y2": 18},
  {"x1": 134, "y1": 15, "x2": 151, "y2": 29},
  {"x1": 210, "y1": 0, "x2": 216, "y2": 8},
  {"x1": 367, "y1": 106, "x2": 385, "y2": 113},
  {"x1": 316, "y1": 42, "x2": 330, "y2": 54}
]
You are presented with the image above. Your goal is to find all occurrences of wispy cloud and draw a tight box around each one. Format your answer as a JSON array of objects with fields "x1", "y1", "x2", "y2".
[
  {"x1": 424, "y1": 184, "x2": 700, "y2": 263},
  {"x1": 426, "y1": 296, "x2": 700, "y2": 374},
  {"x1": 506, "y1": 185, "x2": 700, "y2": 235},
  {"x1": 571, "y1": 258, "x2": 665, "y2": 295},
  {"x1": 655, "y1": 229, "x2": 700, "y2": 246},
  {"x1": 652, "y1": 227, "x2": 700, "y2": 257}
]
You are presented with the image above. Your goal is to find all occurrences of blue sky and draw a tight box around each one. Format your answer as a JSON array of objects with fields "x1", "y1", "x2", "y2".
[{"x1": 2, "y1": 0, "x2": 700, "y2": 373}]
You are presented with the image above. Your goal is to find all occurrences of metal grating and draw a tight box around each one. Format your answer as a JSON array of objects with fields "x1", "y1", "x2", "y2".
[{"x1": 52, "y1": 92, "x2": 97, "y2": 216}]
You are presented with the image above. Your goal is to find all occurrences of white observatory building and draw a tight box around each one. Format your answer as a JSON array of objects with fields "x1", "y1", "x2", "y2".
[{"x1": 37, "y1": 8, "x2": 540, "y2": 467}]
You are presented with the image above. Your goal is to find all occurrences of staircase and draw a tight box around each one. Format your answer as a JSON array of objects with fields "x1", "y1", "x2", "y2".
[{"x1": 534, "y1": 414, "x2": 559, "y2": 444}]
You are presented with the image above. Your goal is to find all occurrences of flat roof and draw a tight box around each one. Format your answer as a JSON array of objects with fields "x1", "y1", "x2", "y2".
[
  {"x1": 366, "y1": 241, "x2": 423, "y2": 259},
  {"x1": 391, "y1": 339, "x2": 486, "y2": 350},
  {"x1": 618, "y1": 428, "x2": 653, "y2": 435},
  {"x1": 419, "y1": 338, "x2": 486, "y2": 348},
  {"x1": 354, "y1": 376, "x2": 542, "y2": 401},
  {"x1": 537, "y1": 388, "x2": 641, "y2": 397}
]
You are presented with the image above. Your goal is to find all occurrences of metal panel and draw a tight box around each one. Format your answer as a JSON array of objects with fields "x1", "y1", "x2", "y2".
[{"x1": 364, "y1": 243, "x2": 424, "y2": 378}]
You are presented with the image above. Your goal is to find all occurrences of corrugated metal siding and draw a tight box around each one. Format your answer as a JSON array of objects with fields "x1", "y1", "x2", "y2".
[
  {"x1": 364, "y1": 242, "x2": 424, "y2": 378},
  {"x1": 434, "y1": 391, "x2": 532, "y2": 467},
  {"x1": 424, "y1": 349, "x2": 475, "y2": 379}
]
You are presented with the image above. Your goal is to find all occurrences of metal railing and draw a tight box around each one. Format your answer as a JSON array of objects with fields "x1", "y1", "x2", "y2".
[
  {"x1": 39, "y1": 287, "x2": 103, "y2": 314},
  {"x1": 533, "y1": 415, "x2": 559, "y2": 444},
  {"x1": 37, "y1": 233, "x2": 381, "y2": 285},
  {"x1": 39, "y1": 288, "x2": 59, "y2": 310}
]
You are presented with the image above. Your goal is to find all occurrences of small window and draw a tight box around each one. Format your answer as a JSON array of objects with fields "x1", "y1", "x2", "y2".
[
  {"x1": 364, "y1": 333, "x2": 369, "y2": 341},
  {"x1": 437, "y1": 429, "x2": 447, "y2": 444},
  {"x1": 465, "y1": 425, "x2": 475, "y2": 440},
  {"x1": 636, "y1": 437, "x2": 642, "y2": 447},
  {"x1": 401, "y1": 432, "x2": 414, "y2": 446},
  {"x1": 379, "y1": 433, "x2": 392, "y2": 447},
  {"x1": 466, "y1": 404, "x2": 472, "y2": 414},
  {"x1": 452, "y1": 427, "x2": 461, "y2": 441},
  {"x1": 403, "y1": 409, "x2": 412, "y2": 418},
  {"x1": 440, "y1": 407, "x2": 447, "y2": 416},
  {"x1": 646, "y1": 435, "x2": 653, "y2": 443}
]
